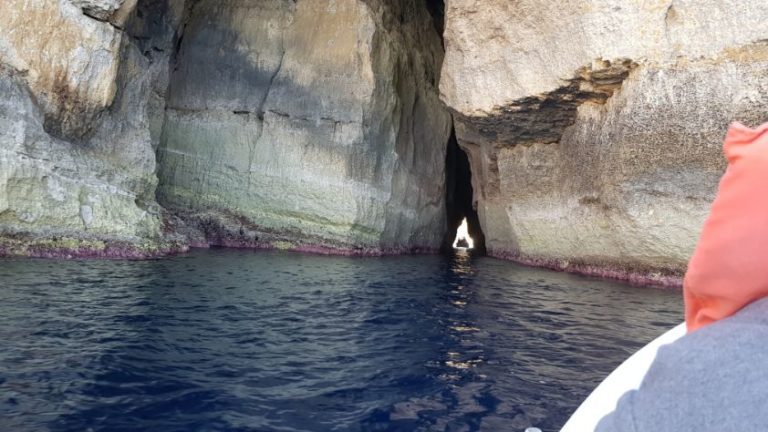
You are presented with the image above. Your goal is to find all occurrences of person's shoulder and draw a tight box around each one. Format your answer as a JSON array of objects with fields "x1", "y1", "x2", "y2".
[
  {"x1": 665, "y1": 297, "x2": 768, "y2": 365},
  {"x1": 597, "y1": 298, "x2": 768, "y2": 432}
]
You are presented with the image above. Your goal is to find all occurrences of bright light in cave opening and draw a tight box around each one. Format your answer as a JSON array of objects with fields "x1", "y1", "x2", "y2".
[{"x1": 452, "y1": 218, "x2": 474, "y2": 250}]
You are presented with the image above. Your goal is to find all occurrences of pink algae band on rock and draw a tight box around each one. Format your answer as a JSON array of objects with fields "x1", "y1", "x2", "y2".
[
  {"x1": 192, "y1": 239, "x2": 440, "y2": 258},
  {"x1": 290, "y1": 244, "x2": 440, "y2": 257},
  {"x1": 0, "y1": 240, "x2": 190, "y2": 260},
  {"x1": 489, "y1": 249, "x2": 684, "y2": 289},
  {"x1": 2, "y1": 236, "x2": 683, "y2": 289}
]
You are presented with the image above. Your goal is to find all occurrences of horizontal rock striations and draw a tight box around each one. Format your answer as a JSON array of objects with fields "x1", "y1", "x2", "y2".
[
  {"x1": 157, "y1": 0, "x2": 451, "y2": 253},
  {"x1": 1, "y1": 0, "x2": 451, "y2": 257}
]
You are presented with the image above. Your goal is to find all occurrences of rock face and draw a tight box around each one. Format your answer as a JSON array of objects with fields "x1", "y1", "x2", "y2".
[
  {"x1": 1, "y1": 0, "x2": 450, "y2": 256},
  {"x1": 441, "y1": 0, "x2": 768, "y2": 284},
  {"x1": 0, "y1": 0, "x2": 187, "y2": 256},
  {"x1": 157, "y1": 0, "x2": 451, "y2": 253},
  {"x1": 3, "y1": 0, "x2": 767, "y2": 284}
]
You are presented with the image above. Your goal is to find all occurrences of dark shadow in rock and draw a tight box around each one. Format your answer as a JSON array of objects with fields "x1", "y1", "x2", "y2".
[
  {"x1": 424, "y1": 0, "x2": 445, "y2": 40},
  {"x1": 442, "y1": 126, "x2": 486, "y2": 255}
]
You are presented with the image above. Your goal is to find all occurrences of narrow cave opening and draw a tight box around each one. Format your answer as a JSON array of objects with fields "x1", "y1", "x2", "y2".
[
  {"x1": 443, "y1": 127, "x2": 486, "y2": 255},
  {"x1": 424, "y1": 0, "x2": 446, "y2": 40}
]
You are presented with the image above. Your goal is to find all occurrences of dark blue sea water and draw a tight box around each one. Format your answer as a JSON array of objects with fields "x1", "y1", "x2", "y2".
[{"x1": 0, "y1": 249, "x2": 681, "y2": 432}]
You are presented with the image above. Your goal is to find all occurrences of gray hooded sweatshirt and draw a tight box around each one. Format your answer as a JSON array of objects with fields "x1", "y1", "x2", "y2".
[{"x1": 596, "y1": 297, "x2": 768, "y2": 432}]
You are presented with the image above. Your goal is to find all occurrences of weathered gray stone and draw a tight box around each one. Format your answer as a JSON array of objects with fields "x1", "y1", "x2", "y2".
[{"x1": 0, "y1": 0, "x2": 187, "y2": 256}]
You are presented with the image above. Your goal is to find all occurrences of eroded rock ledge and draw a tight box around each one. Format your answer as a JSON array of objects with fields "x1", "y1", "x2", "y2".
[{"x1": 455, "y1": 59, "x2": 638, "y2": 149}]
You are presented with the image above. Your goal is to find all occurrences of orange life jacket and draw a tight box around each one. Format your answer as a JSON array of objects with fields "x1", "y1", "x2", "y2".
[{"x1": 685, "y1": 121, "x2": 768, "y2": 332}]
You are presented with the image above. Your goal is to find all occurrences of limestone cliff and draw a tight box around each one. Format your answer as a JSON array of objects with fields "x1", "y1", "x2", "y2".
[
  {"x1": 440, "y1": 0, "x2": 768, "y2": 285},
  {"x1": 3, "y1": 0, "x2": 767, "y2": 285},
  {"x1": 0, "y1": 0, "x2": 451, "y2": 257},
  {"x1": 157, "y1": 0, "x2": 451, "y2": 253},
  {"x1": 0, "y1": 0, "x2": 187, "y2": 257}
]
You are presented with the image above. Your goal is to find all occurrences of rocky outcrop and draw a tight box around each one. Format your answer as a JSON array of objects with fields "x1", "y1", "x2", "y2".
[
  {"x1": 0, "y1": 0, "x2": 188, "y2": 257},
  {"x1": 440, "y1": 0, "x2": 768, "y2": 285},
  {"x1": 157, "y1": 0, "x2": 451, "y2": 253}
]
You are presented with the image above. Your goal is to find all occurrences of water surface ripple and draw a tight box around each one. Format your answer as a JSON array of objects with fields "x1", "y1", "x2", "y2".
[{"x1": 0, "y1": 249, "x2": 681, "y2": 431}]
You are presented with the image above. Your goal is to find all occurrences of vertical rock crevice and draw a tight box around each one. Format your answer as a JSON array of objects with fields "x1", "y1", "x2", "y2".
[
  {"x1": 442, "y1": 127, "x2": 486, "y2": 254},
  {"x1": 424, "y1": 0, "x2": 445, "y2": 44},
  {"x1": 425, "y1": 0, "x2": 485, "y2": 255}
]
